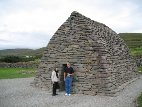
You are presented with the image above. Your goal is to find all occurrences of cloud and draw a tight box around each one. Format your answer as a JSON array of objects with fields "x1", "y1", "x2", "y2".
[
  {"x1": 0, "y1": 31, "x2": 49, "y2": 49},
  {"x1": 0, "y1": 39, "x2": 11, "y2": 43},
  {"x1": 1, "y1": 0, "x2": 141, "y2": 33},
  {"x1": 0, "y1": 0, "x2": 142, "y2": 50}
]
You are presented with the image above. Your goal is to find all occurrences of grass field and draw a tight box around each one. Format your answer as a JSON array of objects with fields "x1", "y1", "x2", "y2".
[
  {"x1": 0, "y1": 68, "x2": 36, "y2": 79},
  {"x1": 119, "y1": 33, "x2": 142, "y2": 56},
  {"x1": 136, "y1": 58, "x2": 142, "y2": 105},
  {"x1": 137, "y1": 92, "x2": 142, "y2": 107}
]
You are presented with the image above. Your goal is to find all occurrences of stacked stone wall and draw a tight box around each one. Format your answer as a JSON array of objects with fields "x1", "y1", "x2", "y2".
[
  {"x1": 32, "y1": 11, "x2": 139, "y2": 96},
  {"x1": 134, "y1": 56, "x2": 142, "y2": 67},
  {"x1": 0, "y1": 61, "x2": 38, "y2": 68}
]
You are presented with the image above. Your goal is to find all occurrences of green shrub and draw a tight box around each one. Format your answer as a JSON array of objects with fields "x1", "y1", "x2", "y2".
[
  {"x1": 0, "y1": 56, "x2": 22, "y2": 63},
  {"x1": 137, "y1": 92, "x2": 142, "y2": 107},
  {"x1": 138, "y1": 66, "x2": 142, "y2": 73},
  {"x1": 0, "y1": 55, "x2": 41, "y2": 63}
]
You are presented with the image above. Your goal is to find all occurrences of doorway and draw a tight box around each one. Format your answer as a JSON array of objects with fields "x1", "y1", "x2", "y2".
[{"x1": 59, "y1": 64, "x2": 67, "y2": 91}]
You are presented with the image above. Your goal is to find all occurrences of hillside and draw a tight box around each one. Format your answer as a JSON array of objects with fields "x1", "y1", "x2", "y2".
[
  {"x1": 119, "y1": 33, "x2": 142, "y2": 56},
  {"x1": 0, "y1": 47, "x2": 45, "y2": 57},
  {"x1": 0, "y1": 33, "x2": 142, "y2": 57},
  {"x1": 119, "y1": 33, "x2": 142, "y2": 48}
]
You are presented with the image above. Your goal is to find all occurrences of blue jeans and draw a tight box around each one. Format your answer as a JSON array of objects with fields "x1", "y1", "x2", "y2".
[{"x1": 65, "y1": 76, "x2": 73, "y2": 94}]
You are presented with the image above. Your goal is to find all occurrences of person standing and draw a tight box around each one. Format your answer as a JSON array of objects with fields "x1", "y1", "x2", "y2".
[
  {"x1": 51, "y1": 67, "x2": 59, "y2": 96},
  {"x1": 64, "y1": 62, "x2": 74, "y2": 96}
]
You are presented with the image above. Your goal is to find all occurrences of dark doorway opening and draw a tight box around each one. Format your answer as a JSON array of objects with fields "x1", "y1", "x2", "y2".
[{"x1": 59, "y1": 64, "x2": 67, "y2": 91}]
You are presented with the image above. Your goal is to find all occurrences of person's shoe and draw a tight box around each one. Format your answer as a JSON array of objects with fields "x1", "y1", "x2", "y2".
[
  {"x1": 52, "y1": 94, "x2": 56, "y2": 96},
  {"x1": 68, "y1": 94, "x2": 71, "y2": 96},
  {"x1": 65, "y1": 93, "x2": 68, "y2": 96}
]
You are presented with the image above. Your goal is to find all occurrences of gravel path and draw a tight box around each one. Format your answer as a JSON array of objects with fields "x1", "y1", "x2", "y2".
[{"x1": 0, "y1": 76, "x2": 142, "y2": 107}]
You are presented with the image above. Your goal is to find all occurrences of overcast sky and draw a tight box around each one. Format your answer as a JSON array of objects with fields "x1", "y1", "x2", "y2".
[{"x1": 0, "y1": 0, "x2": 142, "y2": 50}]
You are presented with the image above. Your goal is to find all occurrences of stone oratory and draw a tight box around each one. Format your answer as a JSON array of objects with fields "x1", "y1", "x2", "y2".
[{"x1": 32, "y1": 11, "x2": 138, "y2": 96}]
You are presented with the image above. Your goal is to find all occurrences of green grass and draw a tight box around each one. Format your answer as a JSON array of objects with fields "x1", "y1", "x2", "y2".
[
  {"x1": 138, "y1": 66, "x2": 142, "y2": 73},
  {"x1": 137, "y1": 92, "x2": 142, "y2": 107},
  {"x1": 137, "y1": 67, "x2": 142, "y2": 107},
  {"x1": 130, "y1": 47, "x2": 142, "y2": 56},
  {"x1": 119, "y1": 33, "x2": 142, "y2": 48},
  {"x1": 119, "y1": 33, "x2": 142, "y2": 56},
  {"x1": 0, "y1": 68, "x2": 36, "y2": 79}
]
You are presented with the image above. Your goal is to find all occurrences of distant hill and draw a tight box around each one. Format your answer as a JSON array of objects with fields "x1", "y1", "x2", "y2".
[
  {"x1": 0, "y1": 33, "x2": 142, "y2": 57},
  {"x1": 0, "y1": 47, "x2": 46, "y2": 57},
  {"x1": 119, "y1": 33, "x2": 142, "y2": 56},
  {"x1": 119, "y1": 33, "x2": 142, "y2": 48}
]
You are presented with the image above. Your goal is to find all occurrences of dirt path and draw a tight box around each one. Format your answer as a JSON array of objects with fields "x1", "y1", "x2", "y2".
[{"x1": 0, "y1": 76, "x2": 142, "y2": 107}]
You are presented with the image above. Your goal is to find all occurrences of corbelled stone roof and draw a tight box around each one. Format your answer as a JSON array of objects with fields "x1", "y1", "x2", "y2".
[{"x1": 32, "y1": 11, "x2": 139, "y2": 96}]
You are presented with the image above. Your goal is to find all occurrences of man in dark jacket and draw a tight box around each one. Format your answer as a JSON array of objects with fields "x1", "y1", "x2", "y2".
[{"x1": 64, "y1": 62, "x2": 74, "y2": 96}]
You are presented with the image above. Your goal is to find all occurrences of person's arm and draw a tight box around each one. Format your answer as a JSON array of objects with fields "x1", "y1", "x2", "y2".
[
  {"x1": 69, "y1": 73, "x2": 74, "y2": 77},
  {"x1": 51, "y1": 71, "x2": 55, "y2": 83},
  {"x1": 68, "y1": 73, "x2": 73, "y2": 76},
  {"x1": 71, "y1": 73, "x2": 74, "y2": 76}
]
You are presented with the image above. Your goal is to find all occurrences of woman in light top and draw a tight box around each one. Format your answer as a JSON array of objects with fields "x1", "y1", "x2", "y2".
[{"x1": 51, "y1": 67, "x2": 59, "y2": 96}]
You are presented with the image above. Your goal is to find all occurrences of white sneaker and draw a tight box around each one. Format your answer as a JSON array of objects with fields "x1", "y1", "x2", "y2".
[
  {"x1": 68, "y1": 94, "x2": 71, "y2": 96},
  {"x1": 65, "y1": 93, "x2": 68, "y2": 96}
]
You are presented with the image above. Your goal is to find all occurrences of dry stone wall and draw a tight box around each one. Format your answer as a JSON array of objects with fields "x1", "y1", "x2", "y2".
[
  {"x1": 134, "y1": 56, "x2": 142, "y2": 67},
  {"x1": 0, "y1": 62, "x2": 38, "y2": 68},
  {"x1": 32, "y1": 11, "x2": 139, "y2": 96}
]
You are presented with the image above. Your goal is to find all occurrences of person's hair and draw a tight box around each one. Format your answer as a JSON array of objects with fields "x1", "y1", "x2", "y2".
[
  {"x1": 54, "y1": 68, "x2": 59, "y2": 78},
  {"x1": 67, "y1": 62, "x2": 70, "y2": 65}
]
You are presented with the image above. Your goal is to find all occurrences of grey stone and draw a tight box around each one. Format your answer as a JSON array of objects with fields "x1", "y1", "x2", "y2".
[{"x1": 32, "y1": 11, "x2": 139, "y2": 96}]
